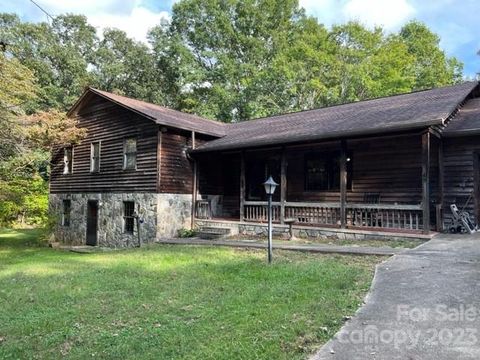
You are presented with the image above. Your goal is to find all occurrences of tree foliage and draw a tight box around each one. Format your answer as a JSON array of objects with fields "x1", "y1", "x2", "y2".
[{"x1": 0, "y1": 1, "x2": 467, "y2": 224}]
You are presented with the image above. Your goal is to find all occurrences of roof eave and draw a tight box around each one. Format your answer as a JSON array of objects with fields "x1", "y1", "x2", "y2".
[{"x1": 191, "y1": 119, "x2": 444, "y2": 153}]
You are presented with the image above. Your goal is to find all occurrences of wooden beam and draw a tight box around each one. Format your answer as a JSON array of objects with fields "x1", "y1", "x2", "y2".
[
  {"x1": 191, "y1": 131, "x2": 197, "y2": 229},
  {"x1": 422, "y1": 132, "x2": 431, "y2": 234},
  {"x1": 437, "y1": 140, "x2": 444, "y2": 231},
  {"x1": 340, "y1": 140, "x2": 347, "y2": 229},
  {"x1": 156, "y1": 129, "x2": 162, "y2": 192},
  {"x1": 240, "y1": 151, "x2": 246, "y2": 222},
  {"x1": 473, "y1": 152, "x2": 480, "y2": 225},
  {"x1": 280, "y1": 147, "x2": 287, "y2": 224}
]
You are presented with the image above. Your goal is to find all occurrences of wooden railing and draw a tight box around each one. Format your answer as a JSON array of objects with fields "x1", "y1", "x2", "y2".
[
  {"x1": 244, "y1": 201, "x2": 280, "y2": 222},
  {"x1": 195, "y1": 200, "x2": 212, "y2": 219},
  {"x1": 285, "y1": 202, "x2": 340, "y2": 226},
  {"x1": 347, "y1": 204, "x2": 423, "y2": 230},
  {"x1": 241, "y1": 201, "x2": 423, "y2": 231}
]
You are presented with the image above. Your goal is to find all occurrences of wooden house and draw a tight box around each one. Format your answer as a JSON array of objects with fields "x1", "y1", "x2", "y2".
[{"x1": 50, "y1": 82, "x2": 480, "y2": 246}]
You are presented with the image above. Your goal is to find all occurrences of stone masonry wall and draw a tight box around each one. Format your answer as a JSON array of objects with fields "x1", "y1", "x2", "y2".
[
  {"x1": 157, "y1": 193, "x2": 193, "y2": 238},
  {"x1": 49, "y1": 193, "x2": 158, "y2": 247}
]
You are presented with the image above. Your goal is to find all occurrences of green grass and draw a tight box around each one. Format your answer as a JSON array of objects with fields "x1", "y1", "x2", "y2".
[{"x1": 0, "y1": 228, "x2": 382, "y2": 359}]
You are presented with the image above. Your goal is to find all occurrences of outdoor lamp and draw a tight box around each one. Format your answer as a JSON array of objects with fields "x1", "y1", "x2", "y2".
[
  {"x1": 263, "y1": 176, "x2": 278, "y2": 195},
  {"x1": 263, "y1": 176, "x2": 278, "y2": 264}
]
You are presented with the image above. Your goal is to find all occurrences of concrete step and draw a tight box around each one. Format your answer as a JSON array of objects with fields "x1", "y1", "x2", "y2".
[{"x1": 197, "y1": 226, "x2": 231, "y2": 240}]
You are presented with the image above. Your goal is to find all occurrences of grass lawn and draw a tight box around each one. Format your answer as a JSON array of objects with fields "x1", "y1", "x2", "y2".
[{"x1": 0, "y1": 228, "x2": 383, "y2": 359}]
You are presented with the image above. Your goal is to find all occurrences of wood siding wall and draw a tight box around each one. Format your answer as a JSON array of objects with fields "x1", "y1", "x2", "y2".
[
  {"x1": 442, "y1": 135, "x2": 480, "y2": 227},
  {"x1": 50, "y1": 95, "x2": 158, "y2": 193},
  {"x1": 159, "y1": 129, "x2": 195, "y2": 194},
  {"x1": 286, "y1": 136, "x2": 423, "y2": 204}
]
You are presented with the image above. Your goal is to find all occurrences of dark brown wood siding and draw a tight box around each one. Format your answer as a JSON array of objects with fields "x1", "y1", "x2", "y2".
[
  {"x1": 50, "y1": 95, "x2": 159, "y2": 193},
  {"x1": 158, "y1": 129, "x2": 210, "y2": 194},
  {"x1": 442, "y1": 135, "x2": 480, "y2": 227},
  {"x1": 286, "y1": 136, "x2": 423, "y2": 204}
]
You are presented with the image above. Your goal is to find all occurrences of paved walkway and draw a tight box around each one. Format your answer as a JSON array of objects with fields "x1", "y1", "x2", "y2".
[
  {"x1": 312, "y1": 232, "x2": 480, "y2": 360},
  {"x1": 157, "y1": 238, "x2": 404, "y2": 256}
]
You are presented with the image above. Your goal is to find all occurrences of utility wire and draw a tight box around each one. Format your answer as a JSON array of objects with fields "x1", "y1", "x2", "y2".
[{"x1": 29, "y1": 0, "x2": 54, "y2": 23}]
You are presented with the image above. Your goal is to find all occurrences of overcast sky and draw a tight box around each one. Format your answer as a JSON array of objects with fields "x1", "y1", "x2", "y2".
[{"x1": 2, "y1": 0, "x2": 479, "y2": 77}]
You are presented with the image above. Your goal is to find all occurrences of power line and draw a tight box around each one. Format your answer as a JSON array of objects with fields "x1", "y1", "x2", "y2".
[{"x1": 29, "y1": 0, "x2": 54, "y2": 23}]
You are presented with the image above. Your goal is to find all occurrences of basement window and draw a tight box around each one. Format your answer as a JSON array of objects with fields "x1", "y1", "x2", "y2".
[
  {"x1": 123, "y1": 138, "x2": 137, "y2": 170},
  {"x1": 123, "y1": 201, "x2": 135, "y2": 234},
  {"x1": 62, "y1": 199, "x2": 71, "y2": 227},
  {"x1": 63, "y1": 147, "x2": 73, "y2": 174}
]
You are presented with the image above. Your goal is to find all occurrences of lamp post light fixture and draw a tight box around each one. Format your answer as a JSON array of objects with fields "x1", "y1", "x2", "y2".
[{"x1": 263, "y1": 176, "x2": 278, "y2": 263}]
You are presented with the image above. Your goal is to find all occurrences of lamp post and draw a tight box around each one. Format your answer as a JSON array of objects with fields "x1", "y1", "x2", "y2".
[{"x1": 263, "y1": 176, "x2": 278, "y2": 263}]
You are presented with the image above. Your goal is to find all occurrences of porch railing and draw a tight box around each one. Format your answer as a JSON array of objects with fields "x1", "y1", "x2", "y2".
[{"x1": 241, "y1": 201, "x2": 423, "y2": 231}]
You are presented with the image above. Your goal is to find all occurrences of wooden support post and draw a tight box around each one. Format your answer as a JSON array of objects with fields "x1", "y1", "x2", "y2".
[
  {"x1": 422, "y1": 132, "x2": 431, "y2": 234},
  {"x1": 240, "y1": 151, "x2": 246, "y2": 222},
  {"x1": 437, "y1": 140, "x2": 444, "y2": 232},
  {"x1": 191, "y1": 131, "x2": 197, "y2": 229},
  {"x1": 280, "y1": 147, "x2": 287, "y2": 224},
  {"x1": 340, "y1": 140, "x2": 347, "y2": 229},
  {"x1": 473, "y1": 152, "x2": 480, "y2": 225}
]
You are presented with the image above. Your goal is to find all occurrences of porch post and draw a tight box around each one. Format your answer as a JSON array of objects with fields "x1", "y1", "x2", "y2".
[
  {"x1": 422, "y1": 131, "x2": 431, "y2": 234},
  {"x1": 340, "y1": 140, "x2": 347, "y2": 229},
  {"x1": 240, "y1": 151, "x2": 246, "y2": 222},
  {"x1": 437, "y1": 140, "x2": 444, "y2": 231},
  {"x1": 280, "y1": 147, "x2": 287, "y2": 224},
  {"x1": 191, "y1": 131, "x2": 197, "y2": 229}
]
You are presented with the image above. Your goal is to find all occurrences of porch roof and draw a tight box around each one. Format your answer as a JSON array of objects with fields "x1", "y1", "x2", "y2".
[
  {"x1": 193, "y1": 81, "x2": 479, "y2": 152},
  {"x1": 443, "y1": 97, "x2": 480, "y2": 137}
]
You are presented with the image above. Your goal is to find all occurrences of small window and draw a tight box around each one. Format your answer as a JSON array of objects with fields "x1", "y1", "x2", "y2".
[
  {"x1": 90, "y1": 142, "x2": 100, "y2": 172},
  {"x1": 62, "y1": 200, "x2": 71, "y2": 227},
  {"x1": 63, "y1": 147, "x2": 73, "y2": 174},
  {"x1": 305, "y1": 152, "x2": 352, "y2": 191},
  {"x1": 123, "y1": 201, "x2": 135, "y2": 234},
  {"x1": 123, "y1": 138, "x2": 137, "y2": 170}
]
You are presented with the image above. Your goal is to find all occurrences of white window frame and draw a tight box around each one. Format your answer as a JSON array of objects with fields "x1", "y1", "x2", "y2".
[
  {"x1": 90, "y1": 141, "x2": 101, "y2": 173},
  {"x1": 63, "y1": 147, "x2": 73, "y2": 174},
  {"x1": 123, "y1": 138, "x2": 137, "y2": 170}
]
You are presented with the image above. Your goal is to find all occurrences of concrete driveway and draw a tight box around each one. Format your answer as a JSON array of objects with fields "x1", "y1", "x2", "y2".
[{"x1": 312, "y1": 233, "x2": 480, "y2": 360}]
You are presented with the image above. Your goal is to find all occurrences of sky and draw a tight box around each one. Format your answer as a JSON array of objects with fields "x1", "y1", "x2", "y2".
[{"x1": 2, "y1": 0, "x2": 479, "y2": 77}]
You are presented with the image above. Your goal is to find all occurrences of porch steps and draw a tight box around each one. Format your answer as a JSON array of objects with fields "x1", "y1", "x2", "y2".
[{"x1": 197, "y1": 226, "x2": 231, "y2": 240}]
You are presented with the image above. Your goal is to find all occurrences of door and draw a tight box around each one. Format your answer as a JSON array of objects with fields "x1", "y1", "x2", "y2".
[{"x1": 86, "y1": 200, "x2": 98, "y2": 246}]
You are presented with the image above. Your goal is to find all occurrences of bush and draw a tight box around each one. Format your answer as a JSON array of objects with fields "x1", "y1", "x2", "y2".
[
  {"x1": 0, "y1": 175, "x2": 49, "y2": 227},
  {"x1": 177, "y1": 228, "x2": 197, "y2": 238}
]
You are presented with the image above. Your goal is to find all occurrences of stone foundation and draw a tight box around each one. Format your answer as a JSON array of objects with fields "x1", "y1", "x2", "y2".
[
  {"x1": 157, "y1": 193, "x2": 193, "y2": 238},
  {"x1": 195, "y1": 219, "x2": 434, "y2": 242},
  {"x1": 49, "y1": 192, "x2": 194, "y2": 247}
]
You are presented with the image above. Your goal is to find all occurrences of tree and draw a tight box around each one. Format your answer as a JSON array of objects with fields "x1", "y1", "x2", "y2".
[
  {"x1": 0, "y1": 13, "x2": 97, "y2": 110},
  {"x1": 399, "y1": 20, "x2": 463, "y2": 89}
]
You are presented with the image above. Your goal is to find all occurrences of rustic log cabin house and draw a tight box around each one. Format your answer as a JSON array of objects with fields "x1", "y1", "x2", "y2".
[{"x1": 50, "y1": 81, "x2": 480, "y2": 247}]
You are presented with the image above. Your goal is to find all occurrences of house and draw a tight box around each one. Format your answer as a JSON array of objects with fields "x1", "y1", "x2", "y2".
[{"x1": 50, "y1": 81, "x2": 480, "y2": 247}]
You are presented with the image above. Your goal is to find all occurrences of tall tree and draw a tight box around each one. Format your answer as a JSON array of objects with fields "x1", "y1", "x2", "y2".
[
  {"x1": 0, "y1": 13, "x2": 97, "y2": 111},
  {"x1": 399, "y1": 20, "x2": 463, "y2": 89}
]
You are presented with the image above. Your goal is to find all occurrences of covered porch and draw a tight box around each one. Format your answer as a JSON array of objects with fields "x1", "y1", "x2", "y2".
[{"x1": 193, "y1": 131, "x2": 440, "y2": 236}]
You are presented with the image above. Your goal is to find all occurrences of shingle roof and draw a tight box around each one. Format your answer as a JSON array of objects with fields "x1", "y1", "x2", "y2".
[
  {"x1": 70, "y1": 87, "x2": 227, "y2": 137},
  {"x1": 443, "y1": 97, "x2": 480, "y2": 137},
  {"x1": 193, "y1": 81, "x2": 479, "y2": 152}
]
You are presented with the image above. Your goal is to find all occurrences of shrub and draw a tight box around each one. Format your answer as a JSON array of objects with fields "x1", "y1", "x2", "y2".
[{"x1": 177, "y1": 228, "x2": 197, "y2": 238}]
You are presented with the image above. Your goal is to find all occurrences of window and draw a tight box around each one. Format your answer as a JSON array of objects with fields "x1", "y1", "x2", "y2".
[
  {"x1": 63, "y1": 147, "x2": 73, "y2": 174},
  {"x1": 123, "y1": 138, "x2": 137, "y2": 170},
  {"x1": 123, "y1": 201, "x2": 135, "y2": 234},
  {"x1": 62, "y1": 200, "x2": 71, "y2": 226},
  {"x1": 305, "y1": 152, "x2": 352, "y2": 191},
  {"x1": 90, "y1": 142, "x2": 100, "y2": 172}
]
